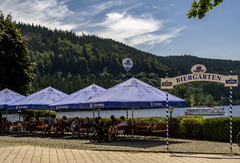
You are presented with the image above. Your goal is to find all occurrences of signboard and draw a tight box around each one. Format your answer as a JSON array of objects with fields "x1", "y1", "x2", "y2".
[
  {"x1": 191, "y1": 64, "x2": 206, "y2": 73},
  {"x1": 161, "y1": 64, "x2": 238, "y2": 89},
  {"x1": 122, "y1": 58, "x2": 133, "y2": 71}
]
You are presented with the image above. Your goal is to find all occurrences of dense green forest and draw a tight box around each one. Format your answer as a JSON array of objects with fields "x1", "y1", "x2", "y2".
[{"x1": 15, "y1": 23, "x2": 240, "y2": 106}]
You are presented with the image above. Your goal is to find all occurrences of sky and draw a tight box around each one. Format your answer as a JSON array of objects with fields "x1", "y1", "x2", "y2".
[{"x1": 1, "y1": 0, "x2": 240, "y2": 60}]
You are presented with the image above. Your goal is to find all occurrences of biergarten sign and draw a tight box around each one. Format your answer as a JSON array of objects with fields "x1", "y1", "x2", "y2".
[
  {"x1": 161, "y1": 64, "x2": 238, "y2": 153},
  {"x1": 161, "y1": 64, "x2": 238, "y2": 89}
]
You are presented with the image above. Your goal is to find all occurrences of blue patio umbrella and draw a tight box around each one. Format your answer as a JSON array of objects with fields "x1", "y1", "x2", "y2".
[
  {"x1": 8, "y1": 86, "x2": 68, "y2": 110},
  {"x1": 82, "y1": 78, "x2": 185, "y2": 109},
  {"x1": 0, "y1": 88, "x2": 25, "y2": 109},
  {"x1": 50, "y1": 84, "x2": 106, "y2": 110},
  {"x1": 82, "y1": 77, "x2": 185, "y2": 141},
  {"x1": 0, "y1": 88, "x2": 25, "y2": 122}
]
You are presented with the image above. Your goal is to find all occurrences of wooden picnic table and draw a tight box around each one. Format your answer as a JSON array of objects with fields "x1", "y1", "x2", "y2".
[
  {"x1": 36, "y1": 125, "x2": 49, "y2": 129},
  {"x1": 10, "y1": 125, "x2": 23, "y2": 133}
]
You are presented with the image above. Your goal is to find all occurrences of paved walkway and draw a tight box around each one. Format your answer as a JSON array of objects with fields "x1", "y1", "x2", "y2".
[
  {"x1": 0, "y1": 135, "x2": 240, "y2": 154},
  {"x1": 0, "y1": 145, "x2": 240, "y2": 163}
]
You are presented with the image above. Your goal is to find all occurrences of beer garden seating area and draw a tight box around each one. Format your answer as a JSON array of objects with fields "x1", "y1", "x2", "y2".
[{"x1": 0, "y1": 120, "x2": 168, "y2": 140}]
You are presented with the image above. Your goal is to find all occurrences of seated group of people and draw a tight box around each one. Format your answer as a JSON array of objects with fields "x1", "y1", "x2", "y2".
[
  {"x1": 3, "y1": 114, "x2": 128, "y2": 140},
  {"x1": 45, "y1": 116, "x2": 93, "y2": 136},
  {"x1": 94, "y1": 115, "x2": 128, "y2": 142},
  {"x1": 71, "y1": 117, "x2": 93, "y2": 136}
]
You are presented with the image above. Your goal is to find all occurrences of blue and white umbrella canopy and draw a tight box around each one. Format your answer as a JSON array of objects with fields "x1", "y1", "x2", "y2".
[
  {"x1": 0, "y1": 88, "x2": 25, "y2": 109},
  {"x1": 8, "y1": 86, "x2": 68, "y2": 110},
  {"x1": 82, "y1": 78, "x2": 185, "y2": 109},
  {"x1": 50, "y1": 84, "x2": 106, "y2": 110}
]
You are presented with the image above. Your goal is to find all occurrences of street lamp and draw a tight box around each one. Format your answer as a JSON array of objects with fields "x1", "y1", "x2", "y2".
[{"x1": 169, "y1": 107, "x2": 174, "y2": 118}]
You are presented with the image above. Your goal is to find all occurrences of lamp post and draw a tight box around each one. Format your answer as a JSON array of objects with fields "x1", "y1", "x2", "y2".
[{"x1": 169, "y1": 107, "x2": 174, "y2": 118}]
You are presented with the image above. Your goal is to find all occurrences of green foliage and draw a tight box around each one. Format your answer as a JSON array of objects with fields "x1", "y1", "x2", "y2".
[
  {"x1": 21, "y1": 109, "x2": 56, "y2": 122},
  {"x1": 119, "y1": 116, "x2": 240, "y2": 143},
  {"x1": 0, "y1": 11, "x2": 35, "y2": 95},
  {"x1": 187, "y1": 0, "x2": 223, "y2": 19},
  {"x1": 179, "y1": 117, "x2": 205, "y2": 139},
  {"x1": 134, "y1": 117, "x2": 166, "y2": 125},
  {"x1": 201, "y1": 117, "x2": 229, "y2": 141},
  {"x1": 169, "y1": 116, "x2": 240, "y2": 143}
]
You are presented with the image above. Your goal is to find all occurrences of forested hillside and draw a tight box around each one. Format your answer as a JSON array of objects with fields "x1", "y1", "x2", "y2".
[{"x1": 16, "y1": 23, "x2": 240, "y2": 106}]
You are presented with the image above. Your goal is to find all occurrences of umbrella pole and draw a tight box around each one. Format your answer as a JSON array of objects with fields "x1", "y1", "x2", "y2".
[
  {"x1": 126, "y1": 109, "x2": 128, "y2": 121},
  {"x1": 93, "y1": 109, "x2": 95, "y2": 122},
  {"x1": 48, "y1": 109, "x2": 50, "y2": 125},
  {"x1": 97, "y1": 109, "x2": 100, "y2": 117},
  {"x1": 5, "y1": 108, "x2": 8, "y2": 131},
  {"x1": 5, "y1": 108, "x2": 7, "y2": 122},
  {"x1": 132, "y1": 107, "x2": 134, "y2": 141}
]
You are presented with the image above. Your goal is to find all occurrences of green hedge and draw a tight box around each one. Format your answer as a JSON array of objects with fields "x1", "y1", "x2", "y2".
[
  {"x1": 94, "y1": 116, "x2": 240, "y2": 143},
  {"x1": 169, "y1": 117, "x2": 240, "y2": 143}
]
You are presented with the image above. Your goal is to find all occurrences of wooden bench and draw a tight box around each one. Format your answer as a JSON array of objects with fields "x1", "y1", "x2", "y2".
[
  {"x1": 134, "y1": 122, "x2": 150, "y2": 136},
  {"x1": 116, "y1": 125, "x2": 135, "y2": 140},
  {"x1": 151, "y1": 123, "x2": 170, "y2": 138}
]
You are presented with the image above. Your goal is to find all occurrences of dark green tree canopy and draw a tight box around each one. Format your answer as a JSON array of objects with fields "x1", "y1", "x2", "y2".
[
  {"x1": 188, "y1": 0, "x2": 223, "y2": 19},
  {"x1": 0, "y1": 11, "x2": 35, "y2": 95}
]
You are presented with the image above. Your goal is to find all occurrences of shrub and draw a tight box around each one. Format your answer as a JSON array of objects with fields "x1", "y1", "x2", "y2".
[
  {"x1": 21, "y1": 109, "x2": 56, "y2": 122},
  {"x1": 169, "y1": 117, "x2": 181, "y2": 137},
  {"x1": 179, "y1": 117, "x2": 203, "y2": 139}
]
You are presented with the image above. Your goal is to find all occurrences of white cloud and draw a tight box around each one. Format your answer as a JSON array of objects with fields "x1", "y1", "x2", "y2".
[
  {"x1": 119, "y1": 3, "x2": 143, "y2": 12},
  {"x1": 0, "y1": 0, "x2": 186, "y2": 51},
  {"x1": 78, "y1": 1, "x2": 123, "y2": 18},
  {"x1": 0, "y1": 0, "x2": 76, "y2": 30},
  {"x1": 95, "y1": 12, "x2": 185, "y2": 47}
]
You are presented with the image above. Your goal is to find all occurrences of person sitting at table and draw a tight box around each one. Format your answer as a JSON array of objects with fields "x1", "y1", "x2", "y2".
[
  {"x1": 49, "y1": 115, "x2": 56, "y2": 127},
  {"x1": 51, "y1": 118, "x2": 62, "y2": 135},
  {"x1": 92, "y1": 117, "x2": 105, "y2": 136},
  {"x1": 108, "y1": 116, "x2": 128, "y2": 141},
  {"x1": 110, "y1": 115, "x2": 119, "y2": 126},
  {"x1": 81, "y1": 117, "x2": 93, "y2": 135},
  {"x1": 83, "y1": 117, "x2": 91, "y2": 125},
  {"x1": 28, "y1": 117, "x2": 41, "y2": 133},
  {"x1": 62, "y1": 116, "x2": 68, "y2": 123},
  {"x1": 44, "y1": 115, "x2": 56, "y2": 135},
  {"x1": 71, "y1": 117, "x2": 80, "y2": 137},
  {"x1": 2, "y1": 117, "x2": 9, "y2": 131},
  {"x1": 61, "y1": 116, "x2": 69, "y2": 134}
]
